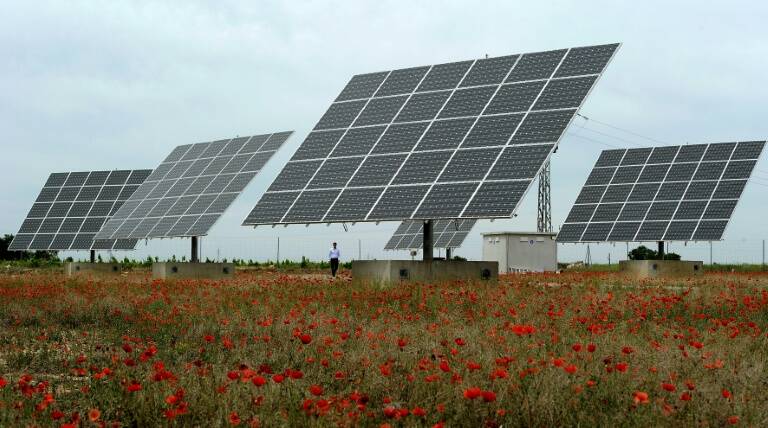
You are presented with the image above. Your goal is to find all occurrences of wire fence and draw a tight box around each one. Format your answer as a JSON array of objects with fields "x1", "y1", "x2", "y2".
[{"x1": 61, "y1": 234, "x2": 768, "y2": 268}]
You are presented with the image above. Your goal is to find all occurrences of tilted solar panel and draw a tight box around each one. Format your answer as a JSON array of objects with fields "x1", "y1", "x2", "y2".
[
  {"x1": 243, "y1": 43, "x2": 619, "y2": 225},
  {"x1": 557, "y1": 141, "x2": 765, "y2": 242},
  {"x1": 9, "y1": 170, "x2": 152, "y2": 251},
  {"x1": 96, "y1": 132, "x2": 292, "y2": 240},
  {"x1": 384, "y1": 219, "x2": 477, "y2": 250}
]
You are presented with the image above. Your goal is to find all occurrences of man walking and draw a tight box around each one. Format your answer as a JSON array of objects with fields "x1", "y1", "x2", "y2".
[{"x1": 329, "y1": 242, "x2": 340, "y2": 277}]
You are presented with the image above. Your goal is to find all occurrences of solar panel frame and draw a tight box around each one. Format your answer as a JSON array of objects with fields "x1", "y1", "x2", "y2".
[
  {"x1": 96, "y1": 132, "x2": 292, "y2": 240},
  {"x1": 244, "y1": 43, "x2": 620, "y2": 226},
  {"x1": 557, "y1": 141, "x2": 766, "y2": 243},
  {"x1": 8, "y1": 170, "x2": 152, "y2": 251},
  {"x1": 384, "y1": 219, "x2": 478, "y2": 250}
]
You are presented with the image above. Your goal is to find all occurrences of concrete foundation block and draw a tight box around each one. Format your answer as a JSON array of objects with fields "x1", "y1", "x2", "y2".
[
  {"x1": 152, "y1": 262, "x2": 235, "y2": 280},
  {"x1": 352, "y1": 260, "x2": 498, "y2": 283},
  {"x1": 619, "y1": 259, "x2": 704, "y2": 278},
  {"x1": 65, "y1": 262, "x2": 122, "y2": 277}
]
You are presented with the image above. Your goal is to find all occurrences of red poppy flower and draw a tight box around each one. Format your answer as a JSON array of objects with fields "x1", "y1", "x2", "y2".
[
  {"x1": 126, "y1": 380, "x2": 142, "y2": 392},
  {"x1": 564, "y1": 364, "x2": 577, "y2": 374},
  {"x1": 572, "y1": 343, "x2": 582, "y2": 352},
  {"x1": 454, "y1": 338, "x2": 466, "y2": 346},
  {"x1": 727, "y1": 416, "x2": 740, "y2": 425},
  {"x1": 615, "y1": 362, "x2": 628, "y2": 373},
  {"x1": 463, "y1": 387, "x2": 482, "y2": 399},
  {"x1": 252, "y1": 376, "x2": 266, "y2": 386},
  {"x1": 88, "y1": 408, "x2": 101, "y2": 422},
  {"x1": 300, "y1": 334, "x2": 312, "y2": 344},
  {"x1": 309, "y1": 384, "x2": 323, "y2": 396},
  {"x1": 482, "y1": 390, "x2": 497, "y2": 402},
  {"x1": 272, "y1": 374, "x2": 285, "y2": 383},
  {"x1": 587, "y1": 343, "x2": 596, "y2": 353},
  {"x1": 621, "y1": 346, "x2": 634, "y2": 355},
  {"x1": 229, "y1": 412, "x2": 241, "y2": 425},
  {"x1": 662, "y1": 383, "x2": 676, "y2": 392},
  {"x1": 722, "y1": 389, "x2": 732, "y2": 399},
  {"x1": 680, "y1": 392, "x2": 692, "y2": 401},
  {"x1": 412, "y1": 407, "x2": 427, "y2": 417},
  {"x1": 633, "y1": 391, "x2": 649, "y2": 404}
]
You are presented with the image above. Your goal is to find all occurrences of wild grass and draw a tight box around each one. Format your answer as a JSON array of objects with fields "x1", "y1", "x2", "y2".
[{"x1": 0, "y1": 270, "x2": 766, "y2": 426}]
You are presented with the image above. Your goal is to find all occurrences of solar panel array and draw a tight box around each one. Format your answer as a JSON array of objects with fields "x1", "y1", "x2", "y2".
[
  {"x1": 557, "y1": 141, "x2": 765, "y2": 243},
  {"x1": 9, "y1": 170, "x2": 152, "y2": 251},
  {"x1": 384, "y1": 219, "x2": 476, "y2": 250},
  {"x1": 96, "y1": 132, "x2": 292, "y2": 240},
  {"x1": 244, "y1": 43, "x2": 619, "y2": 225}
]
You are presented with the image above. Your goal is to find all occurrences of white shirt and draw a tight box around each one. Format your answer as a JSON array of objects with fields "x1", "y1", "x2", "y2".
[{"x1": 329, "y1": 248, "x2": 340, "y2": 259}]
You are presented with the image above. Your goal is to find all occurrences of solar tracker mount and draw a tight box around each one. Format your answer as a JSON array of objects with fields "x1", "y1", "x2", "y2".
[
  {"x1": 9, "y1": 169, "x2": 153, "y2": 255},
  {"x1": 556, "y1": 141, "x2": 766, "y2": 249},
  {"x1": 243, "y1": 43, "x2": 619, "y2": 261},
  {"x1": 94, "y1": 131, "x2": 293, "y2": 261}
]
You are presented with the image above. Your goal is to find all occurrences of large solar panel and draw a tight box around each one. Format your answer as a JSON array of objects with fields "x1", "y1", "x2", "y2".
[
  {"x1": 96, "y1": 132, "x2": 292, "y2": 240},
  {"x1": 9, "y1": 170, "x2": 152, "y2": 251},
  {"x1": 243, "y1": 43, "x2": 619, "y2": 225},
  {"x1": 384, "y1": 219, "x2": 477, "y2": 250},
  {"x1": 557, "y1": 141, "x2": 766, "y2": 242}
]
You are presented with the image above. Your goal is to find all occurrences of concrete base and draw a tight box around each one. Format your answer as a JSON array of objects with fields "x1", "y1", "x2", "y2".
[
  {"x1": 152, "y1": 262, "x2": 235, "y2": 280},
  {"x1": 65, "y1": 262, "x2": 122, "y2": 277},
  {"x1": 619, "y1": 259, "x2": 704, "y2": 278},
  {"x1": 352, "y1": 260, "x2": 498, "y2": 283}
]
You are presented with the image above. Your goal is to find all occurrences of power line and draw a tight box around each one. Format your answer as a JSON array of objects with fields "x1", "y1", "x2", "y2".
[
  {"x1": 576, "y1": 113, "x2": 673, "y2": 146},
  {"x1": 564, "y1": 131, "x2": 624, "y2": 149}
]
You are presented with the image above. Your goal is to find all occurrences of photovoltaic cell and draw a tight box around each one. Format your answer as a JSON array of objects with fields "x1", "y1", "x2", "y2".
[
  {"x1": 9, "y1": 169, "x2": 152, "y2": 251},
  {"x1": 245, "y1": 43, "x2": 619, "y2": 225},
  {"x1": 384, "y1": 219, "x2": 477, "y2": 250},
  {"x1": 95, "y1": 132, "x2": 292, "y2": 240},
  {"x1": 557, "y1": 141, "x2": 765, "y2": 242}
]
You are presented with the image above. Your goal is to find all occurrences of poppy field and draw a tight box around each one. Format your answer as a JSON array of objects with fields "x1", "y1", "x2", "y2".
[{"x1": 0, "y1": 270, "x2": 767, "y2": 427}]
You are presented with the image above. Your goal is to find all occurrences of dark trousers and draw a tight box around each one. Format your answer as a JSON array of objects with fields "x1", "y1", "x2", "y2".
[{"x1": 330, "y1": 258, "x2": 339, "y2": 276}]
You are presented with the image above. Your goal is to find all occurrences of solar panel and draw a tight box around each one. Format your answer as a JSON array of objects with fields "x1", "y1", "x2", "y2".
[
  {"x1": 244, "y1": 43, "x2": 619, "y2": 226},
  {"x1": 384, "y1": 219, "x2": 477, "y2": 250},
  {"x1": 557, "y1": 141, "x2": 765, "y2": 242},
  {"x1": 96, "y1": 132, "x2": 292, "y2": 240},
  {"x1": 8, "y1": 170, "x2": 152, "y2": 251}
]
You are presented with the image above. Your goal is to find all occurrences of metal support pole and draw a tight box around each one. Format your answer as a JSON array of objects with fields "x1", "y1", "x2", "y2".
[
  {"x1": 191, "y1": 236, "x2": 199, "y2": 263},
  {"x1": 276, "y1": 237, "x2": 280, "y2": 267},
  {"x1": 762, "y1": 240, "x2": 765, "y2": 270},
  {"x1": 358, "y1": 239, "x2": 361, "y2": 260},
  {"x1": 537, "y1": 160, "x2": 552, "y2": 233},
  {"x1": 709, "y1": 241, "x2": 713, "y2": 265},
  {"x1": 657, "y1": 241, "x2": 664, "y2": 259},
  {"x1": 90, "y1": 250, "x2": 96, "y2": 263},
  {"x1": 446, "y1": 248, "x2": 452, "y2": 260},
  {"x1": 423, "y1": 220, "x2": 434, "y2": 262}
]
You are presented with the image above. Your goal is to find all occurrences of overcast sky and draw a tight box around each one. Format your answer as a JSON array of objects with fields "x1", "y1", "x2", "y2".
[{"x1": 3, "y1": 1, "x2": 768, "y2": 264}]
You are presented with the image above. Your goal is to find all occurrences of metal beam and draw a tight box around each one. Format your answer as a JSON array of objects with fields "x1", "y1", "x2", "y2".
[{"x1": 537, "y1": 160, "x2": 552, "y2": 233}]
